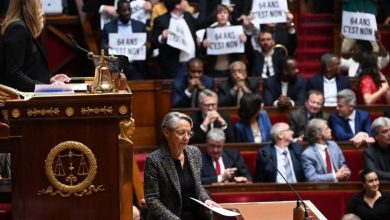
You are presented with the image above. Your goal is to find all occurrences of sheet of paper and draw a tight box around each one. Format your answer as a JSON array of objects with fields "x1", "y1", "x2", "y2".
[{"x1": 190, "y1": 197, "x2": 240, "y2": 217}]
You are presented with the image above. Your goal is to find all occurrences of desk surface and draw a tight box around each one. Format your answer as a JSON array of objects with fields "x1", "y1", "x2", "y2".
[{"x1": 220, "y1": 200, "x2": 326, "y2": 220}]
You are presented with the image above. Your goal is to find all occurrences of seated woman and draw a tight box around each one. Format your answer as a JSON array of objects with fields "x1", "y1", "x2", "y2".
[
  {"x1": 201, "y1": 4, "x2": 247, "y2": 78},
  {"x1": 144, "y1": 112, "x2": 219, "y2": 219},
  {"x1": 234, "y1": 94, "x2": 272, "y2": 143},
  {"x1": 346, "y1": 169, "x2": 390, "y2": 220},
  {"x1": 357, "y1": 53, "x2": 390, "y2": 105}
]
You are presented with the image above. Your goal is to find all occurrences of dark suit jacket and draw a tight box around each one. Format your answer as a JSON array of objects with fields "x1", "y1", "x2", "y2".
[
  {"x1": 251, "y1": 49, "x2": 286, "y2": 77},
  {"x1": 217, "y1": 77, "x2": 260, "y2": 107},
  {"x1": 201, "y1": 149, "x2": 252, "y2": 184},
  {"x1": 0, "y1": 0, "x2": 9, "y2": 16},
  {"x1": 2, "y1": 20, "x2": 50, "y2": 92},
  {"x1": 100, "y1": 18, "x2": 147, "y2": 80},
  {"x1": 363, "y1": 143, "x2": 390, "y2": 181},
  {"x1": 271, "y1": 24, "x2": 297, "y2": 56},
  {"x1": 306, "y1": 73, "x2": 351, "y2": 94},
  {"x1": 172, "y1": 75, "x2": 214, "y2": 108},
  {"x1": 189, "y1": 111, "x2": 235, "y2": 144},
  {"x1": 151, "y1": 12, "x2": 199, "y2": 78},
  {"x1": 288, "y1": 107, "x2": 329, "y2": 138},
  {"x1": 263, "y1": 75, "x2": 306, "y2": 106},
  {"x1": 144, "y1": 144, "x2": 211, "y2": 220},
  {"x1": 198, "y1": 0, "x2": 250, "y2": 25},
  {"x1": 254, "y1": 143, "x2": 306, "y2": 182},
  {"x1": 328, "y1": 109, "x2": 372, "y2": 141}
]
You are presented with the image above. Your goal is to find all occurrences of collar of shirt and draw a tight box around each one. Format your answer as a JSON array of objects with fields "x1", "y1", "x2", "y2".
[
  {"x1": 323, "y1": 76, "x2": 336, "y2": 84},
  {"x1": 315, "y1": 143, "x2": 327, "y2": 152},
  {"x1": 171, "y1": 12, "x2": 184, "y2": 19},
  {"x1": 347, "y1": 110, "x2": 356, "y2": 121},
  {"x1": 274, "y1": 145, "x2": 288, "y2": 156},
  {"x1": 118, "y1": 20, "x2": 131, "y2": 27}
]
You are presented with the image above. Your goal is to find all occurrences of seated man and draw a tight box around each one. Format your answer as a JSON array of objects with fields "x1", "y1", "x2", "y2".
[
  {"x1": 201, "y1": 128, "x2": 252, "y2": 184},
  {"x1": 99, "y1": 0, "x2": 148, "y2": 80},
  {"x1": 189, "y1": 89, "x2": 235, "y2": 144},
  {"x1": 172, "y1": 58, "x2": 214, "y2": 108},
  {"x1": 328, "y1": 89, "x2": 373, "y2": 144},
  {"x1": 289, "y1": 90, "x2": 328, "y2": 139},
  {"x1": 363, "y1": 117, "x2": 390, "y2": 181},
  {"x1": 263, "y1": 57, "x2": 306, "y2": 108},
  {"x1": 254, "y1": 122, "x2": 306, "y2": 183},
  {"x1": 217, "y1": 61, "x2": 260, "y2": 107},
  {"x1": 302, "y1": 119, "x2": 351, "y2": 182},
  {"x1": 306, "y1": 53, "x2": 351, "y2": 107}
]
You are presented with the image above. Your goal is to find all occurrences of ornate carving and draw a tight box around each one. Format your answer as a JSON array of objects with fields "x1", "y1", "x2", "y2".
[
  {"x1": 27, "y1": 108, "x2": 60, "y2": 117},
  {"x1": 80, "y1": 106, "x2": 113, "y2": 115},
  {"x1": 38, "y1": 141, "x2": 104, "y2": 197},
  {"x1": 119, "y1": 118, "x2": 135, "y2": 144},
  {"x1": 118, "y1": 105, "x2": 128, "y2": 115},
  {"x1": 11, "y1": 108, "x2": 21, "y2": 118},
  {"x1": 65, "y1": 107, "x2": 75, "y2": 117}
]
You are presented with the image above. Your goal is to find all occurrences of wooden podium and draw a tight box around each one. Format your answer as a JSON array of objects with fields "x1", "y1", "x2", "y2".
[
  {"x1": 214, "y1": 200, "x2": 327, "y2": 220},
  {"x1": 5, "y1": 92, "x2": 134, "y2": 220}
]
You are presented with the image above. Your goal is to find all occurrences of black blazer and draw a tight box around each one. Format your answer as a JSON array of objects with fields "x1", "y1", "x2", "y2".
[
  {"x1": 151, "y1": 12, "x2": 199, "y2": 78},
  {"x1": 2, "y1": 20, "x2": 50, "y2": 92},
  {"x1": 201, "y1": 149, "x2": 252, "y2": 184},
  {"x1": 251, "y1": 49, "x2": 286, "y2": 77},
  {"x1": 306, "y1": 73, "x2": 351, "y2": 94},
  {"x1": 263, "y1": 75, "x2": 306, "y2": 106},
  {"x1": 217, "y1": 77, "x2": 260, "y2": 106}
]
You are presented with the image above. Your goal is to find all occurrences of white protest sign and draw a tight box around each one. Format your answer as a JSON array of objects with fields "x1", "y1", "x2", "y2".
[
  {"x1": 207, "y1": 26, "x2": 245, "y2": 55},
  {"x1": 108, "y1": 33, "x2": 147, "y2": 61},
  {"x1": 130, "y1": 0, "x2": 151, "y2": 24},
  {"x1": 251, "y1": 0, "x2": 288, "y2": 25},
  {"x1": 342, "y1": 11, "x2": 377, "y2": 41},
  {"x1": 167, "y1": 18, "x2": 194, "y2": 54}
]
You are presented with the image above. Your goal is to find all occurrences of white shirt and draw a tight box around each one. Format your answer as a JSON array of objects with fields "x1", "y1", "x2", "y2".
[
  {"x1": 261, "y1": 50, "x2": 275, "y2": 78},
  {"x1": 274, "y1": 146, "x2": 297, "y2": 183},
  {"x1": 323, "y1": 77, "x2": 337, "y2": 107},
  {"x1": 314, "y1": 143, "x2": 337, "y2": 181},
  {"x1": 347, "y1": 110, "x2": 356, "y2": 135},
  {"x1": 117, "y1": 20, "x2": 132, "y2": 35}
]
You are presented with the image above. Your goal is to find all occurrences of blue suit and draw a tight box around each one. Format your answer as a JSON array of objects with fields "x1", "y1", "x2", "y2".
[
  {"x1": 100, "y1": 18, "x2": 147, "y2": 80},
  {"x1": 306, "y1": 73, "x2": 351, "y2": 94},
  {"x1": 254, "y1": 143, "x2": 306, "y2": 182},
  {"x1": 172, "y1": 75, "x2": 214, "y2": 108},
  {"x1": 234, "y1": 111, "x2": 272, "y2": 142},
  {"x1": 263, "y1": 75, "x2": 306, "y2": 106},
  {"x1": 301, "y1": 141, "x2": 348, "y2": 182},
  {"x1": 201, "y1": 149, "x2": 252, "y2": 184},
  {"x1": 328, "y1": 110, "x2": 372, "y2": 141}
]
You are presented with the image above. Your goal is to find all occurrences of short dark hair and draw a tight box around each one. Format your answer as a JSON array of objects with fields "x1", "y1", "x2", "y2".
[
  {"x1": 238, "y1": 94, "x2": 263, "y2": 122},
  {"x1": 278, "y1": 56, "x2": 295, "y2": 73},
  {"x1": 355, "y1": 40, "x2": 373, "y2": 53},
  {"x1": 320, "y1": 53, "x2": 336, "y2": 71},
  {"x1": 164, "y1": 0, "x2": 182, "y2": 12},
  {"x1": 117, "y1": 0, "x2": 129, "y2": 10},
  {"x1": 359, "y1": 169, "x2": 377, "y2": 182},
  {"x1": 187, "y1": 57, "x2": 203, "y2": 69}
]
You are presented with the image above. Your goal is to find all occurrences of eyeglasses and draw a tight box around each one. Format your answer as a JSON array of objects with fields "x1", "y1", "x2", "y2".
[{"x1": 174, "y1": 130, "x2": 194, "y2": 138}]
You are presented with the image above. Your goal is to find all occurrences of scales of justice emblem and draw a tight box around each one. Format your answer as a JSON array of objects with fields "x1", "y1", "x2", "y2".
[{"x1": 38, "y1": 141, "x2": 104, "y2": 197}]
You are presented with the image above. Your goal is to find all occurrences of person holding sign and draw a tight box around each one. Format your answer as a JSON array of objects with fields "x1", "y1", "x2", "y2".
[
  {"x1": 151, "y1": 0, "x2": 201, "y2": 79},
  {"x1": 100, "y1": 0, "x2": 148, "y2": 80},
  {"x1": 217, "y1": 61, "x2": 260, "y2": 107},
  {"x1": 357, "y1": 53, "x2": 390, "y2": 105},
  {"x1": 201, "y1": 4, "x2": 247, "y2": 78},
  {"x1": 172, "y1": 58, "x2": 214, "y2": 108},
  {"x1": 198, "y1": 0, "x2": 251, "y2": 25}
]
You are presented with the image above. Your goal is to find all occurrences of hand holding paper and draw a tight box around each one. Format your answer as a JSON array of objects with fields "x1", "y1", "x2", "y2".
[{"x1": 190, "y1": 197, "x2": 240, "y2": 217}]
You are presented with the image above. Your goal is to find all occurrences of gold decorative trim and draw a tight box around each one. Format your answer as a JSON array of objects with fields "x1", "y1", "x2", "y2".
[
  {"x1": 11, "y1": 108, "x2": 21, "y2": 118},
  {"x1": 38, "y1": 141, "x2": 104, "y2": 197},
  {"x1": 118, "y1": 105, "x2": 128, "y2": 115},
  {"x1": 80, "y1": 106, "x2": 113, "y2": 115},
  {"x1": 119, "y1": 118, "x2": 135, "y2": 144},
  {"x1": 27, "y1": 108, "x2": 60, "y2": 117},
  {"x1": 65, "y1": 107, "x2": 75, "y2": 117}
]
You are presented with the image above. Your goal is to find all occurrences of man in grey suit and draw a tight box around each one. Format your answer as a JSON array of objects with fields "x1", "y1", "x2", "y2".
[
  {"x1": 302, "y1": 119, "x2": 351, "y2": 182},
  {"x1": 289, "y1": 90, "x2": 327, "y2": 139}
]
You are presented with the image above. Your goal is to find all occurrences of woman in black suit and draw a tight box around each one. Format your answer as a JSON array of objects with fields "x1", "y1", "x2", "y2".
[{"x1": 1, "y1": 0, "x2": 70, "y2": 92}]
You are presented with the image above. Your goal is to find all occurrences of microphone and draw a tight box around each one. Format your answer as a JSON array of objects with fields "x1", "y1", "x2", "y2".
[
  {"x1": 261, "y1": 150, "x2": 312, "y2": 220},
  {"x1": 67, "y1": 34, "x2": 96, "y2": 59}
]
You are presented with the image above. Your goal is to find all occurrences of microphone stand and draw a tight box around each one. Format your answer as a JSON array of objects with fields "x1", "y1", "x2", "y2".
[{"x1": 261, "y1": 150, "x2": 312, "y2": 220}]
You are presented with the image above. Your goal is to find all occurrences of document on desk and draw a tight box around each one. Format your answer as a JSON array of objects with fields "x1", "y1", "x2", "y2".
[{"x1": 190, "y1": 197, "x2": 240, "y2": 217}]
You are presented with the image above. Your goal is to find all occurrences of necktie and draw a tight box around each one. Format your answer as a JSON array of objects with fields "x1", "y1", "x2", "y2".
[
  {"x1": 215, "y1": 160, "x2": 221, "y2": 176},
  {"x1": 282, "y1": 151, "x2": 294, "y2": 182},
  {"x1": 344, "y1": 118, "x2": 353, "y2": 134},
  {"x1": 325, "y1": 147, "x2": 332, "y2": 173},
  {"x1": 237, "y1": 89, "x2": 244, "y2": 106}
]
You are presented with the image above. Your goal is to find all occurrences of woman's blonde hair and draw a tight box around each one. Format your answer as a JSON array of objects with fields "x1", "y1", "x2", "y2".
[{"x1": 1, "y1": 0, "x2": 44, "y2": 38}]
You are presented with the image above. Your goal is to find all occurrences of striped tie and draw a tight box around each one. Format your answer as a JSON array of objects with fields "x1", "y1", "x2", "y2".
[{"x1": 283, "y1": 150, "x2": 294, "y2": 183}]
